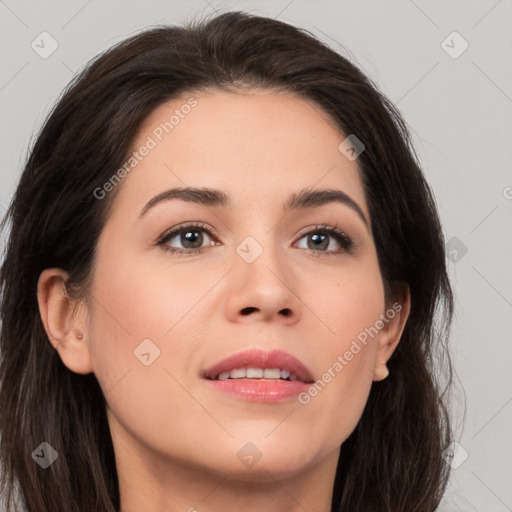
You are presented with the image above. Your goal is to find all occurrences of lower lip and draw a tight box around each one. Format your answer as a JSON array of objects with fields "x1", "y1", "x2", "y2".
[{"x1": 204, "y1": 378, "x2": 311, "y2": 403}]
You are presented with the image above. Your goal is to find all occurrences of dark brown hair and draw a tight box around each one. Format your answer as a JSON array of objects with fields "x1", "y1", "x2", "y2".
[{"x1": 0, "y1": 10, "x2": 454, "y2": 511}]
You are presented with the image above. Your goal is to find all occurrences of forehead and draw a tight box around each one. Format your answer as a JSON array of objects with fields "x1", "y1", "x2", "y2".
[{"x1": 116, "y1": 88, "x2": 368, "y2": 218}]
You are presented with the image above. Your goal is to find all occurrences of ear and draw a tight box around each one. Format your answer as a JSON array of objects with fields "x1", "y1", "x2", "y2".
[
  {"x1": 37, "y1": 268, "x2": 94, "y2": 375},
  {"x1": 372, "y1": 282, "x2": 411, "y2": 382}
]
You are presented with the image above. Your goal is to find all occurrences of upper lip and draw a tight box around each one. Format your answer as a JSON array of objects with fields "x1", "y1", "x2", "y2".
[{"x1": 202, "y1": 348, "x2": 314, "y2": 383}]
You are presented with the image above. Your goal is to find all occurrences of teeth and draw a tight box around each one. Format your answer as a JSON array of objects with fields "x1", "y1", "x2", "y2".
[
  {"x1": 263, "y1": 368, "x2": 281, "y2": 379},
  {"x1": 215, "y1": 367, "x2": 299, "y2": 381},
  {"x1": 230, "y1": 368, "x2": 246, "y2": 379},
  {"x1": 246, "y1": 367, "x2": 263, "y2": 378}
]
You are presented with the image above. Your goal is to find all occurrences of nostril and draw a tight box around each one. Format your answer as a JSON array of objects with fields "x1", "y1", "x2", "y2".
[
  {"x1": 280, "y1": 308, "x2": 291, "y2": 316},
  {"x1": 241, "y1": 307, "x2": 257, "y2": 315}
]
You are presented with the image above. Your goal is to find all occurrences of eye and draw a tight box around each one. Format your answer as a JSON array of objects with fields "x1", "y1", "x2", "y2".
[
  {"x1": 157, "y1": 222, "x2": 219, "y2": 256},
  {"x1": 156, "y1": 222, "x2": 355, "y2": 257},
  {"x1": 294, "y1": 225, "x2": 355, "y2": 255}
]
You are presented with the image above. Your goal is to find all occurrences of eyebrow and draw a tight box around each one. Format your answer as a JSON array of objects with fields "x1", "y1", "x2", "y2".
[{"x1": 138, "y1": 186, "x2": 370, "y2": 230}]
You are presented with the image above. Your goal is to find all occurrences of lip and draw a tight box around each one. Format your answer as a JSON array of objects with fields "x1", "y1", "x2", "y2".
[{"x1": 201, "y1": 348, "x2": 314, "y2": 403}]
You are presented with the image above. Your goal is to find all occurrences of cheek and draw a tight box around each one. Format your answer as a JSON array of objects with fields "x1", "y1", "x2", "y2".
[
  {"x1": 86, "y1": 247, "x2": 221, "y2": 399},
  {"x1": 300, "y1": 252, "x2": 385, "y2": 353},
  {"x1": 294, "y1": 259, "x2": 384, "y2": 445},
  {"x1": 89, "y1": 247, "x2": 210, "y2": 344},
  {"x1": 85, "y1": 252, "x2": 211, "y2": 459}
]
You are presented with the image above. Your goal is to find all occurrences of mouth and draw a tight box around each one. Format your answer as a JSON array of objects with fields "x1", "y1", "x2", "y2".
[
  {"x1": 202, "y1": 348, "x2": 314, "y2": 383},
  {"x1": 201, "y1": 349, "x2": 314, "y2": 402}
]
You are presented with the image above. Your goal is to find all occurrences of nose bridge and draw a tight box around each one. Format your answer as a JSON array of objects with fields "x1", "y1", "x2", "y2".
[
  {"x1": 234, "y1": 229, "x2": 287, "y2": 290},
  {"x1": 231, "y1": 202, "x2": 283, "y2": 270},
  {"x1": 224, "y1": 223, "x2": 300, "y2": 323}
]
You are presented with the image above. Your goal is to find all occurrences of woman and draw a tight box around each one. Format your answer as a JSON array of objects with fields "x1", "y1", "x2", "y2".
[{"x1": 0, "y1": 10, "x2": 454, "y2": 512}]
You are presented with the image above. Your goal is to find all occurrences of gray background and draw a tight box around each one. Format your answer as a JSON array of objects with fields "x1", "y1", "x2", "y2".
[{"x1": 1, "y1": 1, "x2": 511, "y2": 510}]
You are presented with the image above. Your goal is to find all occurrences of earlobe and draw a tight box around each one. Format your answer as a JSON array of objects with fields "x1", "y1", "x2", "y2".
[
  {"x1": 373, "y1": 361, "x2": 389, "y2": 381},
  {"x1": 37, "y1": 268, "x2": 94, "y2": 375},
  {"x1": 372, "y1": 282, "x2": 411, "y2": 382}
]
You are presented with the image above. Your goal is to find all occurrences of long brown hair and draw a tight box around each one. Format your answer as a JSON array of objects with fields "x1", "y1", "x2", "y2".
[{"x1": 0, "y1": 10, "x2": 454, "y2": 511}]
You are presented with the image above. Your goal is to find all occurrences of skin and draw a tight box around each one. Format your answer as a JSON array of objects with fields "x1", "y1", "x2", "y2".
[{"x1": 38, "y1": 88, "x2": 410, "y2": 512}]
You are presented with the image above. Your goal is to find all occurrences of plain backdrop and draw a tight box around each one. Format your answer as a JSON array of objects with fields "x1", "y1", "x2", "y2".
[{"x1": 0, "y1": 1, "x2": 511, "y2": 511}]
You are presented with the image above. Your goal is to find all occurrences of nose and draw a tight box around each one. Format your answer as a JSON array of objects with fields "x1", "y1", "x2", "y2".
[{"x1": 223, "y1": 239, "x2": 302, "y2": 325}]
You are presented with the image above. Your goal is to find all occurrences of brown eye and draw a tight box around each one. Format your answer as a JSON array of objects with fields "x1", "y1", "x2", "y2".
[
  {"x1": 167, "y1": 228, "x2": 206, "y2": 249},
  {"x1": 158, "y1": 222, "x2": 219, "y2": 255}
]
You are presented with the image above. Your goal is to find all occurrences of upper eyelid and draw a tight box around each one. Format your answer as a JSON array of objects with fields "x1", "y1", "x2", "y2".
[{"x1": 158, "y1": 222, "x2": 219, "y2": 242}]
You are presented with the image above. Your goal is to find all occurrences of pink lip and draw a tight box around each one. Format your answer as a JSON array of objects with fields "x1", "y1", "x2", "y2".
[
  {"x1": 204, "y1": 378, "x2": 311, "y2": 402},
  {"x1": 201, "y1": 348, "x2": 314, "y2": 403}
]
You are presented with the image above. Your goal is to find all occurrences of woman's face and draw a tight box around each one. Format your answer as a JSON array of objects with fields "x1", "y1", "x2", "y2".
[{"x1": 56, "y1": 89, "x2": 408, "y2": 482}]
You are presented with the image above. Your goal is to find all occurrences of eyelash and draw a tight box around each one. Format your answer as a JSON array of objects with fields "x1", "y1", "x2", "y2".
[{"x1": 156, "y1": 222, "x2": 356, "y2": 257}]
